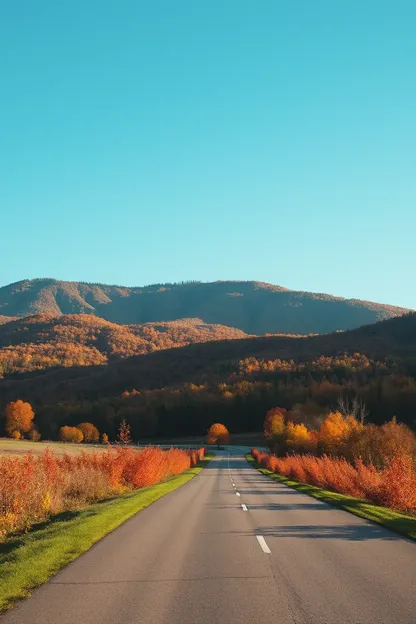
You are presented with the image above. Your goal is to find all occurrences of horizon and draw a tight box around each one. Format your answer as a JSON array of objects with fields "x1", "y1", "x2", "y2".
[{"x1": 2, "y1": 2, "x2": 415, "y2": 309}]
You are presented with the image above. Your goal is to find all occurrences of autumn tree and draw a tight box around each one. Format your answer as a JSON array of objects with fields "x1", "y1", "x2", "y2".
[
  {"x1": 344, "y1": 418, "x2": 415, "y2": 468},
  {"x1": 5, "y1": 400, "x2": 35, "y2": 438},
  {"x1": 77, "y1": 422, "x2": 99, "y2": 443},
  {"x1": 117, "y1": 419, "x2": 132, "y2": 445},
  {"x1": 263, "y1": 407, "x2": 287, "y2": 453},
  {"x1": 59, "y1": 426, "x2": 84, "y2": 443},
  {"x1": 101, "y1": 432, "x2": 109, "y2": 444},
  {"x1": 286, "y1": 422, "x2": 317, "y2": 454},
  {"x1": 318, "y1": 411, "x2": 363, "y2": 455},
  {"x1": 206, "y1": 423, "x2": 230, "y2": 448}
]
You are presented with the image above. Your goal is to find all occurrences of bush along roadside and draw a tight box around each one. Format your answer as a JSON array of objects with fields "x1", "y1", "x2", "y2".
[
  {"x1": 246, "y1": 452, "x2": 416, "y2": 542},
  {"x1": 0, "y1": 452, "x2": 213, "y2": 612},
  {"x1": 0, "y1": 446, "x2": 206, "y2": 538}
]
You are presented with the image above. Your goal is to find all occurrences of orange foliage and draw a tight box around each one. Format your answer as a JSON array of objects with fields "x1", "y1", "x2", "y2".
[
  {"x1": 206, "y1": 423, "x2": 230, "y2": 446},
  {"x1": 286, "y1": 422, "x2": 317, "y2": 454},
  {"x1": 5, "y1": 400, "x2": 35, "y2": 437},
  {"x1": 59, "y1": 426, "x2": 84, "y2": 443},
  {"x1": 251, "y1": 448, "x2": 416, "y2": 515},
  {"x1": 0, "y1": 314, "x2": 248, "y2": 376},
  {"x1": 0, "y1": 446, "x2": 205, "y2": 539},
  {"x1": 77, "y1": 422, "x2": 99, "y2": 443}
]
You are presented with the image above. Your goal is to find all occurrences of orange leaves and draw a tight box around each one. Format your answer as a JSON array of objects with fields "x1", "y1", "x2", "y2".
[
  {"x1": 77, "y1": 422, "x2": 99, "y2": 443},
  {"x1": 206, "y1": 423, "x2": 229, "y2": 446},
  {"x1": 0, "y1": 446, "x2": 205, "y2": 539},
  {"x1": 5, "y1": 400, "x2": 35, "y2": 437},
  {"x1": 59, "y1": 426, "x2": 84, "y2": 443},
  {"x1": 251, "y1": 449, "x2": 416, "y2": 515}
]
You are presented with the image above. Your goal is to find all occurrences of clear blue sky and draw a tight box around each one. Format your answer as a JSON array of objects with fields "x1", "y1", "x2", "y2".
[{"x1": 1, "y1": 1, "x2": 415, "y2": 308}]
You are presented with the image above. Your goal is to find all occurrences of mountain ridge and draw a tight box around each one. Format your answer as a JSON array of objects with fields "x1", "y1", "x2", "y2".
[{"x1": 0, "y1": 279, "x2": 409, "y2": 335}]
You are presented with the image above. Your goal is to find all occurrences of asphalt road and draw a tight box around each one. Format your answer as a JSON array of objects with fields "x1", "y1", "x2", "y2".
[{"x1": 3, "y1": 451, "x2": 416, "y2": 623}]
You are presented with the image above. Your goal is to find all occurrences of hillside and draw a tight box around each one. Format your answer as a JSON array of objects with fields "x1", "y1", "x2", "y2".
[
  {"x1": 1, "y1": 311, "x2": 415, "y2": 402},
  {"x1": 0, "y1": 316, "x2": 14, "y2": 325},
  {"x1": 0, "y1": 312, "x2": 415, "y2": 438},
  {"x1": 0, "y1": 279, "x2": 409, "y2": 334},
  {"x1": 0, "y1": 314, "x2": 249, "y2": 375}
]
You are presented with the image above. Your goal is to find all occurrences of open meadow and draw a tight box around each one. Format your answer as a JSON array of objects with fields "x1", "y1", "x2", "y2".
[{"x1": 0, "y1": 438, "x2": 108, "y2": 457}]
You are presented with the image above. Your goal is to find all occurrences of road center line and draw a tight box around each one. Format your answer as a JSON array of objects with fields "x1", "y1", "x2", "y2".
[
  {"x1": 256, "y1": 535, "x2": 271, "y2": 554},
  {"x1": 241, "y1": 504, "x2": 248, "y2": 511}
]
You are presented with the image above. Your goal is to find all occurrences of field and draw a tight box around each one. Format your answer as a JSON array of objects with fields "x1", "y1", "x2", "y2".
[{"x1": 0, "y1": 438, "x2": 108, "y2": 457}]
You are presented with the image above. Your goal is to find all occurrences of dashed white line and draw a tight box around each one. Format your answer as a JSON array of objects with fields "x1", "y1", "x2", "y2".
[
  {"x1": 241, "y1": 504, "x2": 248, "y2": 511},
  {"x1": 256, "y1": 535, "x2": 271, "y2": 554}
]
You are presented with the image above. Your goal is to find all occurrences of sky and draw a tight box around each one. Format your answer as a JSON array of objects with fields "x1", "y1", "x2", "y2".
[{"x1": 1, "y1": 1, "x2": 415, "y2": 308}]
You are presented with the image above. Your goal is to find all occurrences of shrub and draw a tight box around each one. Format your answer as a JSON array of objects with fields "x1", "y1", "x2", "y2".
[
  {"x1": 251, "y1": 449, "x2": 416, "y2": 515},
  {"x1": 0, "y1": 446, "x2": 205, "y2": 539},
  {"x1": 59, "y1": 426, "x2": 84, "y2": 443},
  {"x1": 77, "y1": 422, "x2": 99, "y2": 443}
]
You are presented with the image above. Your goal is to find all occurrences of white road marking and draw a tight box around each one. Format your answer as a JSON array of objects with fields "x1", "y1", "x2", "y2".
[
  {"x1": 236, "y1": 492, "x2": 241, "y2": 497},
  {"x1": 241, "y1": 504, "x2": 248, "y2": 511},
  {"x1": 256, "y1": 535, "x2": 271, "y2": 554}
]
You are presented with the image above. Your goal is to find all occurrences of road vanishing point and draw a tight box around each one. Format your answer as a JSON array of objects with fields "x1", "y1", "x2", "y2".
[{"x1": 2, "y1": 450, "x2": 416, "y2": 624}]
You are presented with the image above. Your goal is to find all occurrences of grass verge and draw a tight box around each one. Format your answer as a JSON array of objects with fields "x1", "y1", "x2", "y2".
[
  {"x1": 0, "y1": 454, "x2": 213, "y2": 612},
  {"x1": 245, "y1": 453, "x2": 416, "y2": 541}
]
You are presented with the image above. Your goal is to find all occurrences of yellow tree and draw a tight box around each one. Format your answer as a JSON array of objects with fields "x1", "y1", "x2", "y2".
[
  {"x1": 286, "y1": 422, "x2": 317, "y2": 454},
  {"x1": 318, "y1": 412, "x2": 362, "y2": 455},
  {"x1": 264, "y1": 407, "x2": 287, "y2": 453},
  {"x1": 5, "y1": 400, "x2": 35, "y2": 438},
  {"x1": 206, "y1": 423, "x2": 230, "y2": 448}
]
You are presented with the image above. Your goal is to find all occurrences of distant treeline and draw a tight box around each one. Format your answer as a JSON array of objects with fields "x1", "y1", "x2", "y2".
[{"x1": 1, "y1": 352, "x2": 415, "y2": 441}]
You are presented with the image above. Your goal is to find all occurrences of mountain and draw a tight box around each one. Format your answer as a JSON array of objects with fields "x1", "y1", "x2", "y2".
[
  {"x1": 0, "y1": 279, "x2": 410, "y2": 335},
  {"x1": 0, "y1": 313, "x2": 249, "y2": 375}
]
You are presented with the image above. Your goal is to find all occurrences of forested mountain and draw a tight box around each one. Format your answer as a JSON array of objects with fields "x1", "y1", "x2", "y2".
[
  {"x1": 0, "y1": 313, "x2": 415, "y2": 439},
  {"x1": 0, "y1": 314, "x2": 249, "y2": 375},
  {"x1": 0, "y1": 279, "x2": 409, "y2": 335}
]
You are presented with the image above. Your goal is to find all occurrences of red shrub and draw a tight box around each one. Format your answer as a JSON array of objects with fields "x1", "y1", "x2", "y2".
[
  {"x1": 250, "y1": 448, "x2": 416, "y2": 515},
  {"x1": 0, "y1": 446, "x2": 205, "y2": 539}
]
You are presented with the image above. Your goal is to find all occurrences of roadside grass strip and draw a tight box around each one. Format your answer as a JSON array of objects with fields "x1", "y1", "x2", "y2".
[
  {"x1": 245, "y1": 454, "x2": 416, "y2": 542},
  {"x1": 0, "y1": 454, "x2": 213, "y2": 612}
]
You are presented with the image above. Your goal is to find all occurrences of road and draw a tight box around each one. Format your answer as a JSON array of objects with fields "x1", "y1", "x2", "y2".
[{"x1": 3, "y1": 451, "x2": 416, "y2": 623}]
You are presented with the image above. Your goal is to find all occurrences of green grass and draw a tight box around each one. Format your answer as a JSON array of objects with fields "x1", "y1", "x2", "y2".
[
  {"x1": 246, "y1": 454, "x2": 416, "y2": 541},
  {"x1": 0, "y1": 454, "x2": 213, "y2": 612}
]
